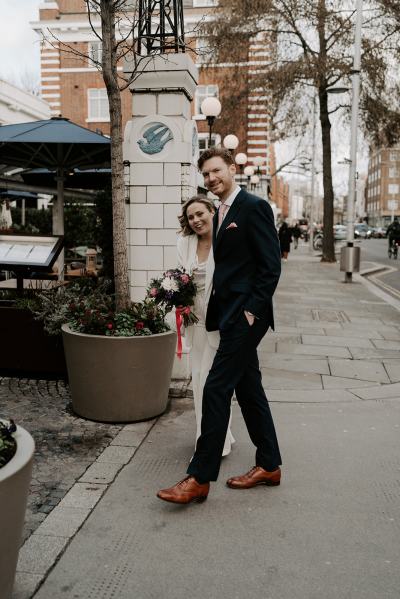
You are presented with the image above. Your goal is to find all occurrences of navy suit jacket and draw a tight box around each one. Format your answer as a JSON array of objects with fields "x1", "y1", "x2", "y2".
[{"x1": 205, "y1": 189, "x2": 281, "y2": 332}]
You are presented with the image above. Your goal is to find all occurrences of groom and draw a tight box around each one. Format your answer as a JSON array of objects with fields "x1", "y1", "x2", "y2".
[{"x1": 157, "y1": 147, "x2": 282, "y2": 504}]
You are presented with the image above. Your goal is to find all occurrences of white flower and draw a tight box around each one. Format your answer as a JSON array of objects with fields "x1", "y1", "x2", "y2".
[{"x1": 161, "y1": 276, "x2": 179, "y2": 292}]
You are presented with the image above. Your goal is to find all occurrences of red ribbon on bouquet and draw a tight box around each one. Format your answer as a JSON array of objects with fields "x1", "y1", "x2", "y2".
[{"x1": 175, "y1": 306, "x2": 192, "y2": 359}]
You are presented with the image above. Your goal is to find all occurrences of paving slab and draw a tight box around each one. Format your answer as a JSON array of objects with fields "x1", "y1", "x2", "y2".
[
  {"x1": 261, "y1": 355, "x2": 330, "y2": 375},
  {"x1": 325, "y1": 329, "x2": 383, "y2": 339},
  {"x1": 110, "y1": 429, "x2": 147, "y2": 447},
  {"x1": 380, "y1": 332, "x2": 400, "y2": 341},
  {"x1": 12, "y1": 572, "x2": 42, "y2": 599},
  {"x1": 372, "y1": 339, "x2": 400, "y2": 350},
  {"x1": 302, "y1": 334, "x2": 374, "y2": 349},
  {"x1": 322, "y1": 376, "x2": 380, "y2": 390},
  {"x1": 347, "y1": 316, "x2": 384, "y2": 325},
  {"x1": 34, "y1": 399, "x2": 400, "y2": 599},
  {"x1": 266, "y1": 389, "x2": 360, "y2": 403},
  {"x1": 57, "y1": 483, "x2": 105, "y2": 510},
  {"x1": 383, "y1": 361, "x2": 400, "y2": 383},
  {"x1": 350, "y1": 382, "x2": 400, "y2": 400},
  {"x1": 329, "y1": 359, "x2": 390, "y2": 384},
  {"x1": 349, "y1": 347, "x2": 400, "y2": 360},
  {"x1": 78, "y1": 461, "x2": 124, "y2": 485},
  {"x1": 277, "y1": 342, "x2": 352, "y2": 358},
  {"x1": 32, "y1": 506, "x2": 90, "y2": 538},
  {"x1": 96, "y1": 445, "x2": 137, "y2": 464},
  {"x1": 262, "y1": 368, "x2": 323, "y2": 390},
  {"x1": 17, "y1": 534, "x2": 69, "y2": 575}
]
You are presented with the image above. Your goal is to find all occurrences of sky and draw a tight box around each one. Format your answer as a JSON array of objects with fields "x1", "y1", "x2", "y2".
[{"x1": 0, "y1": 0, "x2": 41, "y2": 87}]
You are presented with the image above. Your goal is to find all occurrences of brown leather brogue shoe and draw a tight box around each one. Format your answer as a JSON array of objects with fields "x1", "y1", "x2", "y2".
[
  {"x1": 226, "y1": 466, "x2": 281, "y2": 489},
  {"x1": 157, "y1": 476, "x2": 210, "y2": 504}
]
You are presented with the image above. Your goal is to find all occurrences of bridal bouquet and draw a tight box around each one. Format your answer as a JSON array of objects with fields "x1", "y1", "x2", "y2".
[{"x1": 147, "y1": 269, "x2": 198, "y2": 358}]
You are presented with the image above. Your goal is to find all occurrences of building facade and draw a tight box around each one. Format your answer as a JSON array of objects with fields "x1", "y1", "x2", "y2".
[
  {"x1": 366, "y1": 146, "x2": 400, "y2": 226},
  {"x1": 0, "y1": 79, "x2": 50, "y2": 125},
  {"x1": 32, "y1": 0, "x2": 288, "y2": 211}
]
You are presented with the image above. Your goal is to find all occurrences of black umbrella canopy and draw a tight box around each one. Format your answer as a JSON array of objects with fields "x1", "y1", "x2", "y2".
[
  {"x1": 0, "y1": 118, "x2": 111, "y2": 277},
  {"x1": 0, "y1": 117, "x2": 110, "y2": 171},
  {"x1": 21, "y1": 168, "x2": 111, "y2": 190}
]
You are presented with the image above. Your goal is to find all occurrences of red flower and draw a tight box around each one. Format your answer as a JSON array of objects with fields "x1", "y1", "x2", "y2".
[
  {"x1": 180, "y1": 274, "x2": 190, "y2": 284},
  {"x1": 135, "y1": 321, "x2": 144, "y2": 330},
  {"x1": 149, "y1": 287, "x2": 158, "y2": 297},
  {"x1": 107, "y1": 323, "x2": 113, "y2": 330}
]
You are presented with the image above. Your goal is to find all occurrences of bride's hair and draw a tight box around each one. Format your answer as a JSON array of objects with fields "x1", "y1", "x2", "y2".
[{"x1": 178, "y1": 195, "x2": 216, "y2": 236}]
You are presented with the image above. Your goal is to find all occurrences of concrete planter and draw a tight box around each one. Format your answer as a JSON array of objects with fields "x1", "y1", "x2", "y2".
[
  {"x1": 0, "y1": 425, "x2": 35, "y2": 599},
  {"x1": 62, "y1": 325, "x2": 177, "y2": 423}
]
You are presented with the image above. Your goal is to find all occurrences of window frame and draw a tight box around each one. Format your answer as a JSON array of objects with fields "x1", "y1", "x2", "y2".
[
  {"x1": 194, "y1": 84, "x2": 219, "y2": 114},
  {"x1": 87, "y1": 88, "x2": 110, "y2": 122}
]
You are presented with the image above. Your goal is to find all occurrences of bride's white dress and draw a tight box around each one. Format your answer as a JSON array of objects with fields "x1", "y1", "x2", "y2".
[{"x1": 190, "y1": 255, "x2": 235, "y2": 456}]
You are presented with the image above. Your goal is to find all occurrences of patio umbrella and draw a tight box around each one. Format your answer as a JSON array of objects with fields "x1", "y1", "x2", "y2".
[
  {"x1": 0, "y1": 117, "x2": 110, "y2": 273},
  {"x1": 20, "y1": 168, "x2": 111, "y2": 190}
]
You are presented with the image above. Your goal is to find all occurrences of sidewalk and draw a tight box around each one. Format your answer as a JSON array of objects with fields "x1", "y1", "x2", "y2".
[{"x1": 13, "y1": 245, "x2": 400, "y2": 599}]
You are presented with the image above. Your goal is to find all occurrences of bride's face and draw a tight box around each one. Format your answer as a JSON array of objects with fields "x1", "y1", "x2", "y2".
[{"x1": 186, "y1": 202, "x2": 214, "y2": 237}]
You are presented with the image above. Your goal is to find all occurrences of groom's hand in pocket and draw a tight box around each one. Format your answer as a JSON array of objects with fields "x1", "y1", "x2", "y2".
[{"x1": 244, "y1": 310, "x2": 255, "y2": 326}]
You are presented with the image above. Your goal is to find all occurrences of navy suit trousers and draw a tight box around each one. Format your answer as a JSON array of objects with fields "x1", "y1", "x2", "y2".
[{"x1": 187, "y1": 312, "x2": 282, "y2": 482}]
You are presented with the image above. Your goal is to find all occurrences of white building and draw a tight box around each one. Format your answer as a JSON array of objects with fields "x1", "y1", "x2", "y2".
[{"x1": 0, "y1": 79, "x2": 50, "y2": 125}]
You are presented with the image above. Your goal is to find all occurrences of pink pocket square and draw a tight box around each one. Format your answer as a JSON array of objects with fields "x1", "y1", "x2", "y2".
[{"x1": 226, "y1": 222, "x2": 238, "y2": 229}]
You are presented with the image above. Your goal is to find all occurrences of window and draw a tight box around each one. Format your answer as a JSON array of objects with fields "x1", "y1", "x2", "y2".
[
  {"x1": 87, "y1": 88, "x2": 109, "y2": 121},
  {"x1": 196, "y1": 37, "x2": 214, "y2": 64},
  {"x1": 390, "y1": 152, "x2": 398, "y2": 162},
  {"x1": 198, "y1": 132, "x2": 220, "y2": 151},
  {"x1": 195, "y1": 84, "x2": 219, "y2": 114},
  {"x1": 388, "y1": 183, "x2": 399, "y2": 195},
  {"x1": 193, "y1": 0, "x2": 218, "y2": 6},
  {"x1": 88, "y1": 41, "x2": 102, "y2": 66},
  {"x1": 389, "y1": 167, "x2": 399, "y2": 178}
]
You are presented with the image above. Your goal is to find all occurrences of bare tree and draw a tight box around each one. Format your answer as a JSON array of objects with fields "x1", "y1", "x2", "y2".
[
  {"x1": 204, "y1": 0, "x2": 397, "y2": 261},
  {"x1": 45, "y1": 0, "x2": 200, "y2": 309}
]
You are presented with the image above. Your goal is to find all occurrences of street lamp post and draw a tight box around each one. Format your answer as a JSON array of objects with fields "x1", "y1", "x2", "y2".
[
  {"x1": 200, "y1": 97, "x2": 222, "y2": 148},
  {"x1": 253, "y1": 155, "x2": 264, "y2": 176},
  {"x1": 235, "y1": 152, "x2": 247, "y2": 186},
  {"x1": 250, "y1": 174, "x2": 260, "y2": 190},
  {"x1": 223, "y1": 134, "x2": 239, "y2": 154},
  {"x1": 243, "y1": 165, "x2": 254, "y2": 189},
  {"x1": 309, "y1": 94, "x2": 317, "y2": 253},
  {"x1": 343, "y1": 0, "x2": 363, "y2": 283}
]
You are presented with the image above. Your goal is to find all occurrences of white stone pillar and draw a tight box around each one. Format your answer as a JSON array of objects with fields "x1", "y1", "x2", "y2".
[
  {"x1": 123, "y1": 54, "x2": 199, "y2": 382},
  {"x1": 123, "y1": 54, "x2": 199, "y2": 302}
]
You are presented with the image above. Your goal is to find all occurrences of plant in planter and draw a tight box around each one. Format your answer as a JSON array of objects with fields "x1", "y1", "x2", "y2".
[
  {"x1": 0, "y1": 419, "x2": 35, "y2": 599},
  {"x1": 33, "y1": 281, "x2": 177, "y2": 422},
  {"x1": 0, "y1": 419, "x2": 17, "y2": 468}
]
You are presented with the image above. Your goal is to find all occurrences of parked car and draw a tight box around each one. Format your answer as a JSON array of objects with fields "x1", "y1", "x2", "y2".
[
  {"x1": 334, "y1": 224, "x2": 347, "y2": 241},
  {"x1": 354, "y1": 223, "x2": 372, "y2": 239},
  {"x1": 371, "y1": 226, "x2": 387, "y2": 238}
]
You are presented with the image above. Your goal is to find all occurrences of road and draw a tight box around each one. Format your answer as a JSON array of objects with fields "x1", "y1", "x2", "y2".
[{"x1": 358, "y1": 237, "x2": 400, "y2": 294}]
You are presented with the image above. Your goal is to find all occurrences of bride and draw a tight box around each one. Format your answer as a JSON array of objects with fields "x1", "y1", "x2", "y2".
[{"x1": 177, "y1": 195, "x2": 235, "y2": 456}]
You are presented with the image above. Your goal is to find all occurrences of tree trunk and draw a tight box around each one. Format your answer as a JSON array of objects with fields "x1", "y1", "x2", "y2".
[
  {"x1": 100, "y1": 1, "x2": 130, "y2": 310},
  {"x1": 319, "y1": 87, "x2": 336, "y2": 262},
  {"x1": 317, "y1": 0, "x2": 335, "y2": 263}
]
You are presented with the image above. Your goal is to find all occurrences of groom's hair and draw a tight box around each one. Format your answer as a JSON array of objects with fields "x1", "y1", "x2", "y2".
[{"x1": 198, "y1": 147, "x2": 235, "y2": 171}]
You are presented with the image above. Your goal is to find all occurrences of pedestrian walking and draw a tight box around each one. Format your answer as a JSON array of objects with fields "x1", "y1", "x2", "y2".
[
  {"x1": 177, "y1": 195, "x2": 235, "y2": 457},
  {"x1": 157, "y1": 147, "x2": 282, "y2": 504},
  {"x1": 278, "y1": 221, "x2": 292, "y2": 261},
  {"x1": 291, "y1": 222, "x2": 301, "y2": 249}
]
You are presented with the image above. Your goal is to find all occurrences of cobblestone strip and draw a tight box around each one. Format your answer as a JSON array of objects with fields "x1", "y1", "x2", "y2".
[
  {"x1": 0, "y1": 378, "x2": 122, "y2": 541},
  {"x1": 13, "y1": 419, "x2": 157, "y2": 599}
]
